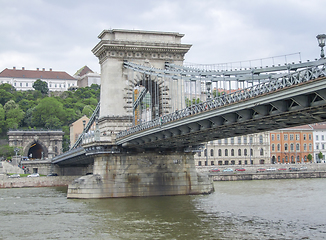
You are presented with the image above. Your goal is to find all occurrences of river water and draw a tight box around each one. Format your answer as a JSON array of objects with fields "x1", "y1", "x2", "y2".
[{"x1": 1, "y1": 179, "x2": 326, "y2": 240}]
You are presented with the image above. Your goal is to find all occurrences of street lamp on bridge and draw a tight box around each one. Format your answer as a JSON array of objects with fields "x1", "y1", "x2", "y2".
[{"x1": 316, "y1": 34, "x2": 326, "y2": 58}]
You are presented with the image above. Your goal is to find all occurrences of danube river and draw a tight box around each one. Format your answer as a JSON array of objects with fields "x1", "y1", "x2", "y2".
[{"x1": 1, "y1": 179, "x2": 326, "y2": 239}]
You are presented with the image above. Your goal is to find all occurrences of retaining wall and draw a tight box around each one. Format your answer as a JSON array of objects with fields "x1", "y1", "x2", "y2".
[{"x1": 0, "y1": 176, "x2": 79, "y2": 188}]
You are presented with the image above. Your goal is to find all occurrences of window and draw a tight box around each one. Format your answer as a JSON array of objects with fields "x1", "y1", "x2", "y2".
[
  {"x1": 277, "y1": 134, "x2": 280, "y2": 141},
  {"x1": 231, "y1": 137, "x2": 234, "y2": 144},
  {"x1": 304, "y1": 144, "x2": 307, "y2": 151},
  {"x1": 278, "y1": 156, "x2": 280, "y2": 162},
  {"x1": 272, "y1": 144, "x2": 275, "y2": 151},
  {"x1": 322, "y1": 135, "x2": 325, "y2": 141},
  {"x1": 231, "y1": 149, "x2": 234, "y2": 156},
  {"x1": 198, "y1": 152, "x2": 201, "y2": 157},
  {"x1": 309, "y1": 134, "x2": 312, "y2": 140},
  {"x1": 250, "y1": 148, "x2": 253, "y2": 156},
  {"x1": 271, "y1": 134, "x2": 275, "y2": 141},
  {"x1": 296, "y1": 143, "x2": 300, "y2": 151},
  {"x1": 224, "y1": 138, "x2": 228, "y2": 144},
  {"x1": 296, "y1": 134, "x2": 299, "y2": 140},
  {"x1": 244, "y1": 149, "x2": 247, "y2": 156},
  {"x1": 20, "y1": 83, "x2": 22, "y2": 87},
  {"x1": 218, "y1": 149, "x2": 222, "y2": 156},
  {"x1": 284, "y1": 143, "x2": 288, "y2": 151},
  {"x1": 238, "y1": 137, "x2": 241, "y2": 144},
  {"x1": 291, "y1": 156, "x2": 294, "y2": 163},
  {"x1": 55, "y1": 84, "x2": 57, "y2": 88},
  {"x1": 316, "y1": 135, "x2": 319, "y2": 141},
  {"x1": 218, "y1": 139, "x2": 222, "y2": 144},
  {"x1": 322, "y1": 143, "x2": 325, "y2": 150},
  {"x1": 225, "y1": 149, "x2": 228, "y2": 156},
  {"x1": 198, "y1": 161, "x2": 202, "y2": 166},
  {"x1": 238, "y1": 149, "x2": 241, "y2": 156},
  {"x1": 290, "y1": 134, "x2": 294, "y2": 140},
  {"x1": 285, "y1": 156, "x2": 288, "y2": 162},
  {"x1": 204, "y1": 149, "x2": 207, "y2": 157},
  {"x1": 303, "y1": 134, "x2": 306, "y2": 140},
  {"x1": 316, "y1": 144, "x2": 319, "y2": 150},
  {"x1": 309, "y1": 144, "x2": 312, "y2": 151},
  {"x1": 290, "y1": 143, "x2": 294, "y2": 151},
  {"x1": 259, "y1": 135, "x2": 263, "y2": 144},
  {"x1": 211, "y1": 161, "x2": 214, "y2": 166},
  {"x1": 260, "y1": 148, "x2": 264, "y2": 156},
  {"x1": 284, "y1": 134, "x2": 288, "y2": 141},
  {"x1": 26, "y1": 82, "x2": 28, "y2": 87},
  {"x1": 210, "y1": 149, "x2": 214, "y2": 157},
  {"x1": 244, "y1": 136, "x2": 247, "y2": 144},
  {"x1": 249, "y1": 136, "x2": 253, "y2": 144},
  {"x1": 277, "y1": 144, "x2": 281, "y2": 151}
]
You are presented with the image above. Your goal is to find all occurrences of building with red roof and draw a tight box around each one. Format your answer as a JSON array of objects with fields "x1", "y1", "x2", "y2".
[{"x1": 0, "y1": 67, "x2": 78, "y2": 91}]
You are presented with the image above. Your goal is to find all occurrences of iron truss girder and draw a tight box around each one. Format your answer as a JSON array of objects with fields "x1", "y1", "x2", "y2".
[{"x1": 117, "y1": 76, "x2": 326, "y2": 149}]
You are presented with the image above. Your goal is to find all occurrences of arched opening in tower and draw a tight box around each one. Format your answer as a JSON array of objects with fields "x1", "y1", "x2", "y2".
[
  {"x1": 133, "y1": 75, "x2": 162, "y2": 125},
  {"x1": 28, "y1": 142, "x2": 44, "y2": 159}
]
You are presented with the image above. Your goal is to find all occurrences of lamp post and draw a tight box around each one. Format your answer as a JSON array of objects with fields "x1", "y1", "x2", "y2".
[
  {"x1": 14, "y1": 148, "x2": 20, "y2": 167},
  {"x1": 206, "y1": 81, "x2": 212, "y2": 100},
  {"x1": 316, "y1": 34, "x2": 326, "y2": 58}
]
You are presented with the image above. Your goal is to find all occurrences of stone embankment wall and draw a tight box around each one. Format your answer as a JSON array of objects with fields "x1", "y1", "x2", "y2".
[{"x1": 0, "y1": 176, "x2": 79, "y2": 188}]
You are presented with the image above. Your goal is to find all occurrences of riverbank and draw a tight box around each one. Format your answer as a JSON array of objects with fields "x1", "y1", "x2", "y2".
[
  {"x1": 210, "y1": 171, "x2": 326, "y2": 181},
  {"x1": 0, "y1": 175, "x2": 79, "y2": 188}
]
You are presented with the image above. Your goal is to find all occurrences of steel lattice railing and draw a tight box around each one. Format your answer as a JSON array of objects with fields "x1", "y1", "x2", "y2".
[{"x1": 116, "y1": 59, "x2": 326, "y2": 140}]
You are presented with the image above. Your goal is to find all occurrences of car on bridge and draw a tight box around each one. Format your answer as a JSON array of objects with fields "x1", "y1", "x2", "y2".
[
  {"x1": 278, "y1": 168, "x2": 287, "y2": 171},
  {"x1": 289, "y1": 167, "x2": 299, "y2": 171},
  {"x1": 223, "y1": 168, "x2": 234, "y2": 172},
  {"x1": 256, "y1": 168, "x2": 266, "y2": 173},
  {"x1": 209, "y1": 168, "x2": 220, "y2": 172},
  {"x1": 266, "y1": 167, "x2": 277, "y2": 172},
  {"x1": 300, "y1": 166, "x2": 308, "y2": 171}
]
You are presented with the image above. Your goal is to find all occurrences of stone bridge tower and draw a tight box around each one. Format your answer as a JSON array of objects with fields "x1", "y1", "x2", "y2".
[{"x1": 92, "y1": 29, "x2": 192, "y2": 142}]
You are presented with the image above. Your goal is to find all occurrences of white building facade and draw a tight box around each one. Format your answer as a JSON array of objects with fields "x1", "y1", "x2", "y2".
[
  {"x1": 0, "y1": 67, "x2": 77, "y2": 91},
  {"x1": 195, "y1": 132, "x2": 271, "y2": 166},
  {"x1": 312, "y1": 123, "x2": 326, "y2": 163}
]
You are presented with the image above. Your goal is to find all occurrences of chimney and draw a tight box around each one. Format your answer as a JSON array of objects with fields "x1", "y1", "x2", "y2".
[
  {"x1": 42, "y1": 68, "x2": 45, "y2": 71},
  {"x1": 37, "y1": 68, "x2": 39, "y2": 71},
  {"x1": 49, "y1": 68, "x2": 52, "y2": 71},
  {"x1": 13, "y1": 67, "x2": 16, "y2": 70},
  {"x1": 22, "y1": 67, "x2": 25, "y2": 70}
]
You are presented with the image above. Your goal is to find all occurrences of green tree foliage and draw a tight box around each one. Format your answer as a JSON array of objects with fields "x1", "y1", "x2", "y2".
[
  {"x1": 0, "y1": 104, "x2": 5, "y2": 133},
  {"x1": 307, "y1": 153, "x2": 313, "y2": 162},
  {"x1": 0, "y1": 89, "x2": 14, "y2": 106},
  {"x1": 32, "y1": 97, "x2": 65, "y2": 128},
  {"x1": 318, "y1": 151, "x2": 323, "y2": 160},
  {"x1": 33, "y1": 79, "x2": 49, "y2": 95},
  {"x1": 82, "y1": 105, "x2": 95, "y2": 117},
  {"x1": 4, "y1": 100, "x2": 24, "y2": 129},
  {"x1": 0, "y1": 144, "x2": 15, "y2": 159}
]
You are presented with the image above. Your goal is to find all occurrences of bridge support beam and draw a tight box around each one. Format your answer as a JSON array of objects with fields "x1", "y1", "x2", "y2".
[{"x1": 67, "y1": 151, "x2": 213, "y2": 198}]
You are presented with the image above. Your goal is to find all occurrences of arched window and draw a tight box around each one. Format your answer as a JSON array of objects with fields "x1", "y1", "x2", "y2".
[
  {"x1": 304, "y1": 144, "x2": 307, "y2": 151},
  {"x1": 218, "y1": 149, "x2": 222, "y2": 156},
  {"x1": 291, "y1": 156, "x2": 294, "y2": 163},
  {"x1": 277, "y1": 144, "x2": 281, "y2": 151},
  {"x1": 204, "y1": 149, "x2": 207, "y2": 157},
  {"x1": 285, "y1": 156, "x2": 288, "y2": 162},
  {"x1": 296, "y1": 143, "x2": 300, "y2": 151},
  {"x1": 260, "y1": 148, "x2": 264, "y2": 156},
  {"x1": 225, "y1": 149, "x2": 228, "y2": 156},
  {"x1": 272, "y1": 144, "x2": 275, "y2": 152},
  {"x1": 250, "y1": 148, "x2": 253, "y2": 156},
  {"x1": 244, "y1": 149, "x2": 247, "y2": 156},
  {"x1": 284, "y1": 143, "x2": 288, "y2": 151},
  {"x1": 231, "y1": 149, "x2": 234, "y2": 156},
  {"x1": 309, "y1": 144, "x2": 312, "y2": 151},
  {"x1": 277, "y1": 156, "x2": 280, "y2": 162},
  {"x1": 238, "y1": 149, "x2": 241, "y2": 156},
  {"x1": 290, "y1": 143, "x2": 294, "y2": 151},
  {"x1": 210, "y1": 149, "x2": 214, "y2": 157}
]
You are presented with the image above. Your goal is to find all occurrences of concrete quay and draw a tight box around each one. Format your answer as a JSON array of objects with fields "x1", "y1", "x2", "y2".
[{"x1": 0, "y1": 175, "x2": 78, "y2": 188}]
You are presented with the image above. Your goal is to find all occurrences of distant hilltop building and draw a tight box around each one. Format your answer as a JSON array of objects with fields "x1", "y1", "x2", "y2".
[
  {"x1": 74, "y1": 65, "x2": 101, "y2": 88},
  {"x1": 0, "y1": 65, "x2": 100, "y2": 91}
]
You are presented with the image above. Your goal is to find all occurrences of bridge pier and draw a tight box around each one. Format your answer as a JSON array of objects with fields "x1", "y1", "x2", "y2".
[{"x1": 67, "y1": 150, "x2": 213, "y2": 198}]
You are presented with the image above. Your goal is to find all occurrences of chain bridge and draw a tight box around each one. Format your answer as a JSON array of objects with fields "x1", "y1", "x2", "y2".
[{"x1": 52, "y1": 29, "x2": 326, "y2": 199}]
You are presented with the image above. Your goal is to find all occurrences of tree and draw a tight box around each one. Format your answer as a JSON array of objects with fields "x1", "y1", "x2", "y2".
[
  {"x1": 307, "y1": 153, "x2": 313, "y2": 162},
  {"x1": 32, "y1": 97, "x2": 66, "y2": 127},
  {"x1": 82, "y1": 105, "x2": 94, "y2": 117},
  {"x1": 0, "y1": 144, "x2": 15, "y2": 160},
  {"x1": 0, "y1": 104, "x2": 5, "y2": 134},
  {"x1": 4, "y1": 100, "x2": 24, "y2": 130},
  {"x1": 318, "y1": 151, "x2": 324, "y2": 161},
  {"x1": 33, "y1": 79, "x2": 49, "y2": 95}
]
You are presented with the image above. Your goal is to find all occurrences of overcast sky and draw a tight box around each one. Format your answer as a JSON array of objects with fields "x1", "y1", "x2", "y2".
[{"x1": 1, "y1": 0, "x2": 325, "y2": 76}]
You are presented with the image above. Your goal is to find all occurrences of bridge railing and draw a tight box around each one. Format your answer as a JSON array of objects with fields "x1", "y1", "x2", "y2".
[{"x1": 116, "y1": 59, "x2": 326, "y2": 140}]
